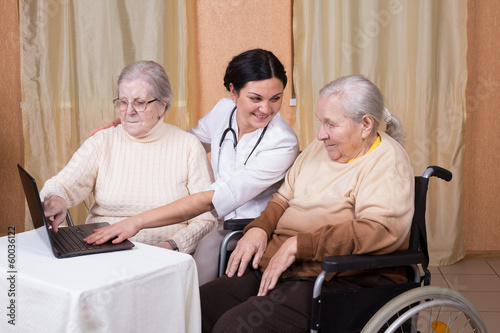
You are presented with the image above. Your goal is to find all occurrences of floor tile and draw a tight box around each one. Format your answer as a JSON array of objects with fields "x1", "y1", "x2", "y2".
[
  {"x1": 438, "y1": 259, "x2": 496, "y2": 275},
  {"x1": 459, "y1": 291, "x2": 500, "y2": 312},
  {"x1": 427, "y1": 265, "x2": 441, "y2": 276},
  {"x1": 429, "y1": 273, "x2": 449, "y2": 288},
  {"x1": 477, "y1": 311, "x2": 500, "y2": 332},
  {"x1": 443, "y1": 274, "x2": 500, "y2": 292},
  {"x1": 487, "y1": 260, "x2": 500, "y2": 275}
]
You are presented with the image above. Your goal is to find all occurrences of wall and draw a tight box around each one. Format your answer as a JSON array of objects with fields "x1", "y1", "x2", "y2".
[
  {"x1": 2, "y1": 0, "x2": 499, "y2": 252},
  {"x1": 0, "y1": 1, "x2": 24, "y2": 236},
  {"x1": 192, "y1": 0, "x2": 295, "y2": 125},
  {"x1": 464, "y1": 0, "x2": 500, "y2": 251}
]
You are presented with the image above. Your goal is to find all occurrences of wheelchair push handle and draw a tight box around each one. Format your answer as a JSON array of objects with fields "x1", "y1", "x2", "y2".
[{"x1": 422, "y1": 166, "x2": 452, "y2": 181}]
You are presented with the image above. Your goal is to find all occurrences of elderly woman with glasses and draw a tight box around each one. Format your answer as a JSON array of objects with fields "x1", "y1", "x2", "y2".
[{"x1": 40, "y1": 60, "x2": 217, "y2": 254}]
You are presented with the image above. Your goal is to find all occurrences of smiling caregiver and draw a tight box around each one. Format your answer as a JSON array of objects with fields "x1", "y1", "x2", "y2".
[{"x1": 85, "y1": 49, "x2": 299, "y2": 284}]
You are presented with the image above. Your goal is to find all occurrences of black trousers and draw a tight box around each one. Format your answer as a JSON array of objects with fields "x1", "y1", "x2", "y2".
[{"x1": 200, "y1": 267, "x2": 394, "y2": 333}]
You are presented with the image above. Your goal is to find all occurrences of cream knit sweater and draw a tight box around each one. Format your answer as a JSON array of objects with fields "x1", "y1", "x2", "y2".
[{"x1": 40, "y1": 119, "x2": 217, "y2": 254}]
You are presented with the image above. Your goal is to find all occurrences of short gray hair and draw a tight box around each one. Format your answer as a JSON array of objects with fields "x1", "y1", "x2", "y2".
[
  {"x1": 319, "y1": 75, "x2": 405, "y2": 145},
  {"x1": 116, "y1": 60, "x2": 173, "y2": 113}
]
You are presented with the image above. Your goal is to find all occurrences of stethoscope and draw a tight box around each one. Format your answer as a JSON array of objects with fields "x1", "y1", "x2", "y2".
[{"x1": 218, "y1": 106, "x2": 268, "y2": 167}]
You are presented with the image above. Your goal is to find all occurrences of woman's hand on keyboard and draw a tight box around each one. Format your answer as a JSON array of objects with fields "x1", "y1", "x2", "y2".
[
  {"x1": 84, "y1": 217, "x2": 140, "y2": 245},
  {"x1": 42, "y1": 195, "x2": 68, "y2": 232}
]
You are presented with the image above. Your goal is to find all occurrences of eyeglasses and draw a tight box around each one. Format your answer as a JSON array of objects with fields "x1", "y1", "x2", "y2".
[{"x1": 113, "y1": 98, "x2": 158, "y2": 112}]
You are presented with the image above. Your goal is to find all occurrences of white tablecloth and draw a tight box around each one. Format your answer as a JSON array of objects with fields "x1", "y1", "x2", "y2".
[{"x1": 0, "y1": 228, "x2": 201, "y2": 333}]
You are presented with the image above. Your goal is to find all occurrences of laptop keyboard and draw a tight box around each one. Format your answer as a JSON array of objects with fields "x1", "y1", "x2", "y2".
[{"x1": 51, "y1": 227, "x2": 101, "y2": 253}]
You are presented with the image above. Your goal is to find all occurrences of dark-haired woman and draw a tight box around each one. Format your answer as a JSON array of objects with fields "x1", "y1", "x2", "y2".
[{"x1": 84, "y1": 49, "x2": 299, "y2": 283}]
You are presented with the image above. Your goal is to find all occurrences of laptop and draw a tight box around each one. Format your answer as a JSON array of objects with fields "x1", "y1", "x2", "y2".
[{"x1": 17, "y1": 164, "x2": 134, "y2": 258}]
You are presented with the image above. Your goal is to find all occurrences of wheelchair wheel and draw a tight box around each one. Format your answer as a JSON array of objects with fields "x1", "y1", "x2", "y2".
[{"x1": 361, "y1": 286, "x2": 488, "y2": 333}]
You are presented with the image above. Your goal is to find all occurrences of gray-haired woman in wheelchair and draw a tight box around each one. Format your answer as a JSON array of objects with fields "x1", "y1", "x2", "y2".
[{"x1": 200, "y1": 75, "x2": 415, "y2": 332}]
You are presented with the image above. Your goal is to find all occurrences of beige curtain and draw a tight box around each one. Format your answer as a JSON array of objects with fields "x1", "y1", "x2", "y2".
[
  {"x1": 21, "y1": 0, "x2": 188, "y2": 228},
  {"x1": 293, "y1": 0, "x2": 467, "y2": 266}
]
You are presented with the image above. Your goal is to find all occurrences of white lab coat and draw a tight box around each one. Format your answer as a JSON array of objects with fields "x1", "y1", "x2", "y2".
[{"x1": 188, "y1": 98, "x2": 299, "y2": 220}]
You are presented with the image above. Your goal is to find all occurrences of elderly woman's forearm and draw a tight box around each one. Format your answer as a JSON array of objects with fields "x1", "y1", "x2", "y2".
[{"x1": 135, "y1": 191, "x2": 215, "y2": 229}]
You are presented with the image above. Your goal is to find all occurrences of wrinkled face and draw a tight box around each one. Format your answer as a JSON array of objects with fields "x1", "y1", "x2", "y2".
[
  {"x1": 118, "y1": 79, "x2": 166, "y2": 137},
  {"x1": 315, "y1": 94, "x2": 368, "y2": 163},
  {"x1": 232, "y1": 78, "x2": 284, "y2": 136}
]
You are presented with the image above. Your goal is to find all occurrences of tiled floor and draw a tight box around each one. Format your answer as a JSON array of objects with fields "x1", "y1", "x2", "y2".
[{"x1": 429, "y1": 257, "x2": 500, "y2": 331}]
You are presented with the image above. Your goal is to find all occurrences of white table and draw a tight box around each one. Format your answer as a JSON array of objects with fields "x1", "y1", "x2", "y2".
[{"x1": 0, "y1": 228, "x2": 201, "y2": 333}]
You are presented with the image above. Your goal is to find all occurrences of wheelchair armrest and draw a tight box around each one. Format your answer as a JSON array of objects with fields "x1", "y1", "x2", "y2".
[
  {"x1": 223, "y1": 218, "x2": 255, "y2": 231},
  {"x1": 321, "y1": 250, "x2": 423, "y2": 273}
]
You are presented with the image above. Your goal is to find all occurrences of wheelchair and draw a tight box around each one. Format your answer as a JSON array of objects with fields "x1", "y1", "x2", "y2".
[
  {"x1": 310, "y1": 166, "x2": 488, "y2": 332},
  {"x1": 217, "y1": 219, "x2": 252, "y2": 277},
  {"x1": 217, "y1": 166, "x2": 488, "y2": 332}
]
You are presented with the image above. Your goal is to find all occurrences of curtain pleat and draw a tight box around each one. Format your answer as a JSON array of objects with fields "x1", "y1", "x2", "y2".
[
  {"x1": 293, "y1": 0, "x2": 467, "y2": 265},
  {"x1": 20, "y1": 0, "x2": 187, "y2": 228}
]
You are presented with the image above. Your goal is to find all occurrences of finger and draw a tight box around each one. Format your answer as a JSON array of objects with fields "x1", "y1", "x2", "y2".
[
  {"x1": 52, "y1": 221, "x2": 59, "y2": 233},
  {"x1": 112, "y1": 234, "x2": 127, "y2": 244},
  {"x1": 258, "y1": 270, "x2": 278, "y2": 296},
  {"x1": 258, "y1": 272, "x2": 271, "y2": 296},
  {"x1": 94, "y1": 232, "x2": 114, "y2": 245},
  {"x1": 54, "y1": 214, "x2": 66, "y2": 229},
  {"x1": 258, "y1": 274, "x2": 268, "y2": 296},
  {"x1": 83, "y1": 234, "x2": 95, "y2": 243},
  {"x1": 88, "y1": 125, "x2": 107, "y2": 137},
  {"x1": 47, "y1": 213, "x2": 64, "y2": 233},
  {"x1": 258, "y1": 282, "x2": 269, "y2": 296},
  {"x1": 226, "y1": 249, "x2": 242, "y2": 277},
  {"x1": 83, "y1": 230, "x2": 100, "y2": 243},
  {"x1": 84, "y1": 230, "x2": 109, "y2": 244},
  {"x1": 237, "y1": 252, "x2": 253, "y2": 277},
  {"x1": 252, "y1": 250, "x2": 264, "y2": 269}
]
